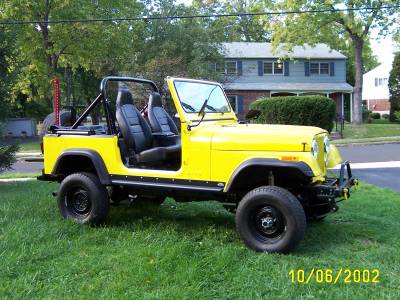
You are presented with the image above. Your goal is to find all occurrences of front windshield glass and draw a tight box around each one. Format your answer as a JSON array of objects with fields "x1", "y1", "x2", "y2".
[{"x1": 174, "y1": 80, "x2": 231, "y2": 113}]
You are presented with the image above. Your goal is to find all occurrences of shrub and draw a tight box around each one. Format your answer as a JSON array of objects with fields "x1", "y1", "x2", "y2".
[
  {"x1": 394, "y1": 111, "x2": 400, "y2": 122},
  {"x1": 382, "y1": 113, "x2": 389, "y2": 119},
  {"x1": 389, "y1": 52, "x2": 400, "y2": 122},
  {"x1": 0, "y1": 144, "x2": 19, "y2": 172},
  {"x1": 362, "y1": 108, "x2": 372, "y2": 122},
  {"x1": 370, "y1": 112, "x2": 381, "y2": 119},
  {"x1": 249, "y1": 95, "x2": 336, "y2": 132}
]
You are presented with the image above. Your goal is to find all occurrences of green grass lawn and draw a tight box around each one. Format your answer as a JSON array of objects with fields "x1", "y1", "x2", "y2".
[
  {"x1": 1, "y1": 181, "x2": 399, "y2": 299},
  {"x1": 342, "y1": 120, "x2": 400, "y2": 139},
  {"x1": 18, "y1": 141, "x2": 41, "y2": 152}
]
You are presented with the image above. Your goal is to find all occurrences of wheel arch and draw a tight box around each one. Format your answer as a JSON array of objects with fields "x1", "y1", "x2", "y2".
[
  {"x1": 225, "y1": 158, "x2": 314, "y2": 193},
  {"x1": 52, "y1": 149, "x2": 111, "y2": 184}
]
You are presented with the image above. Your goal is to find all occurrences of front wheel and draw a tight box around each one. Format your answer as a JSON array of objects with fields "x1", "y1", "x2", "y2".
[
  {"x1": 57, "y1": 172, "x2": 109, "y2": 225},
  {"x1": 235, "y1": 186, "x2": 306, "y2": 253}
]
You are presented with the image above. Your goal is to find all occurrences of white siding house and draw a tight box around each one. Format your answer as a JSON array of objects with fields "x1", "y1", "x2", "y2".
[{"x1": 362, "y1": 63, "x2": 391, "y2": 115}]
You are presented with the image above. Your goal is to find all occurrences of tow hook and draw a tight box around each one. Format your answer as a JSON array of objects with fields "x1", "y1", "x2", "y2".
[{"x1": 343, "y1": 188, "x2": 349, "y2": 200}]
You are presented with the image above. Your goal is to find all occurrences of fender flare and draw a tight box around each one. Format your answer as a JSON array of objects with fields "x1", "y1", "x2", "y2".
[
  {"x1": 225, "y1": 158, "x2": 314, "y2": 192},
  {"x1": 52, "y1": 149, "x2": 111, "y2": 184}
]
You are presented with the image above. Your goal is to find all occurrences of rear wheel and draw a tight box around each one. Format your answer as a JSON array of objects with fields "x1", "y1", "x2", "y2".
[
  {"x1": 57, "y1": 172, "x2": 109, "y2": 225},
  {"x1": 235, "y1": 186, "x2": 306, "y2": 253}
]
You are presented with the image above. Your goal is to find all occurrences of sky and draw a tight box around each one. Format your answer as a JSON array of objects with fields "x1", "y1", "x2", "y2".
[{"x1": 370, "y1": 32, "x2": 396, "y2": 67}]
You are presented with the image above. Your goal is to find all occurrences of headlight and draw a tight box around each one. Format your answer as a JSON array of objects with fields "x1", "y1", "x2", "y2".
[
  {"x1": 311, "y1": 139, "x2": 318, "y2": 159},
  {"x1": 323, "y1": 136, "x2": 330, "y2": 153}
]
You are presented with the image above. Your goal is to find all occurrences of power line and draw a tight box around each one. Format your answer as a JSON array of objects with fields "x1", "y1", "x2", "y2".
[{"x1": 0, "y1": 5, "x2": 399, "y2": 26}]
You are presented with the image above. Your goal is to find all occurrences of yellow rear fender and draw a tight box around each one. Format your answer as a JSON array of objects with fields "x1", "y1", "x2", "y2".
[{"x1": 51, "y1": 149, "x2": 111, "y2": 184}]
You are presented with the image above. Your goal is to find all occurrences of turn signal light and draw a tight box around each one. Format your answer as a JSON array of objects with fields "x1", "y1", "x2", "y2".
[{"x1": 281, "y1": 156, "x2": 298, "y2": 161}]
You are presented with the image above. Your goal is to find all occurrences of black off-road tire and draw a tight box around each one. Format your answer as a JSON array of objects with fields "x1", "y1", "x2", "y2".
[
  {"x1": 57, "y1": 172, "x2": 109, "y2": 225},
  {"x1": 235, "y1": 186, "x2": 306, "y2": 253},
  {"x1": 40, "y1": 111, "x2": 72, "y2": 140}
]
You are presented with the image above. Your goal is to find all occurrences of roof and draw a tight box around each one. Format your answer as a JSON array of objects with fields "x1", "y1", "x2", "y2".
[
  {"x1": 221, "y1": 42, "x2": 347, "y2": 59},
  {"x1": 363, "y1": 63, "x2": 391, "y2": 77},
  {"x1": 223, "y1": 82, "x2": 353, "y2": 93}
]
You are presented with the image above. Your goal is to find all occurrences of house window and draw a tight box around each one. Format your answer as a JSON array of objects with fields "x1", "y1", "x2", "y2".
[
  {"x1": 215, "y1": 61, "x2": 237, "y2": 75},
  {"x1": 375, "y1": 77, "x2": 388, "y2": 86},
  {"x1": 263, "y1": 61, "x2": 283, "y2": 75},
  {"x1": 227, "y1": 95, "x2": 237, "y2": 113},
  {"x1": 310, "y1": 62, "x2": 330, "y2": 75}
]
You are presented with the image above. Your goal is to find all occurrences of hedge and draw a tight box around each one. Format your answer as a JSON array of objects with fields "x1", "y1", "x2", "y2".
[
  {"x1": 370, "y1": 112, "x2": 381, "y2": 119},
  {"x1": 249, "y1": 95, "x2": 336, "y2": 132}
]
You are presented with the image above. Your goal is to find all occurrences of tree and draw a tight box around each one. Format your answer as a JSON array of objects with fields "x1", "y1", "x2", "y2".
[
  {"x1": 272, "y1": 1, "x2": 398, "y2": 124},
  {"x1": 2, "y1": 0, "x2": 143, "y2": 118},
  {"x1": 389, "y1": 51, "x2": 400, "y2": 121},
  {"x1": 0, "y1": 27, "x2": 18, "y2": 120},
  {"x1": 133, "y1": 0, "x2": 224, "y2": 92},
  {"x1": 193, "y1": 0, "x2": 273, "y2": 42}
]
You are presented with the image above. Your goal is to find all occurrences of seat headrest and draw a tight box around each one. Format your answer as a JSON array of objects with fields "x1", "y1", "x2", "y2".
[
  {"x1": 116, "y1": 88, "x2": 134, "y2": 108},
  {"x1": 149, "y1": 92, "x2": 163, "y2": 108}
]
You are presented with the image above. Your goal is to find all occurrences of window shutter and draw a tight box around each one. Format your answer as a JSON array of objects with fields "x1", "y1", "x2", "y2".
[
  {"x1": 284, "y1": 60, "x2": 290, "y2": 76},
  {"x1": 237, "y1": 95, "x2": 244, "y2": 114},
  {"x1": 330, "y1": 62, "x2": 335, "y2": 76},
  {"x1": 237, "y1": 61, "x2": 243, "y2": 75},
  {"x1": 304, "y1": 61, "x2": 310, "y2": 76},
  {"x1": 257, "y1": 61, "x2": 263, "y2": 76}
]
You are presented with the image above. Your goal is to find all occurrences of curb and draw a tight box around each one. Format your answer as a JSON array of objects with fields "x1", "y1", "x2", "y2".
[
  {"x1": 0, "y1": 178, "x2": 36, "y2": 182},
  {"x1": 334, "y1": 140, "x2": 400, "y2": 147}
]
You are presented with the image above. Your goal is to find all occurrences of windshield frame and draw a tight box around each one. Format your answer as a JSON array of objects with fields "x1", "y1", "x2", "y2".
[{"x1": 173, "y1": 79, "x2": 232, "y2": 114}]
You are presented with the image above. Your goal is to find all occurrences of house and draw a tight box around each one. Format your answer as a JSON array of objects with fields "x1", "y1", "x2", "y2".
[
  {"x1": 362, "y1": 63, "x2": 391, "y2": 115},
  {"x1": 4, "y1": 118, "x2": 37, "y2": 138},
  {"x1": 216, "y1": 42, "x2": 354, "y2": 120}
]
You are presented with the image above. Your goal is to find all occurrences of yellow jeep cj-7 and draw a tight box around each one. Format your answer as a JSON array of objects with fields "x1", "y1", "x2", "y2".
[{"x1": 39, "y1": 76, "x2": 358, "y2": 253}]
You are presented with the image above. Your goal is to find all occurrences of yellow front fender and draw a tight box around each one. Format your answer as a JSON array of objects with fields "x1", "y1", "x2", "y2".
[{"x1": 327, "y1": 145, "x2": 343, "y2": 169}]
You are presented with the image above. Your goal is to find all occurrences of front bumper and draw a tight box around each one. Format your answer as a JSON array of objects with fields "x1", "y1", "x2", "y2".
[{"x1": 305, "y1": 161, "x2": 358, "y2": 218}]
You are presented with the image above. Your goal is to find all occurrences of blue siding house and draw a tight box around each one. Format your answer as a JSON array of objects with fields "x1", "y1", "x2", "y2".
[{"x1": 217, "y1": 42, "x2": 353, "y2": 119}]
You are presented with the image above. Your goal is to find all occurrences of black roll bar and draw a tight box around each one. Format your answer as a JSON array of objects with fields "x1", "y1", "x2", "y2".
[
  {"x1": 71, "y1": 76, "x2": 159, "y2": 135},
  {"x1": 100, "y1": 76, "x2": 159, "y2": 99}
]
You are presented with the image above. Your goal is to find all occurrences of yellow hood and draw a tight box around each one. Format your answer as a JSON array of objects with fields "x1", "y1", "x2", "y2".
[{"x1": 210, "y1": 123, "x2": 326, "y2": 152}]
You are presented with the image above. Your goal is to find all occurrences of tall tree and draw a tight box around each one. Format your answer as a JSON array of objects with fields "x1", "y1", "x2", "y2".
[
  {"x1": 0, "y1": 28, "x2": 16, "y2": 120},
  {"x1": 133, "y1": 0, "x2": 224, "y2": 92},
  {"x1": 2, "y1": 0, "x2": 143, "y2": 118},
  {"x1": 193, "y1": 0, "x2": 273, "y2": 42},
  {"x1": 388, "y1": 51, "x2": 400, "y2": 121},
  {"x1": 272, "y1": 1, "x2": 398, "y2": 124}
]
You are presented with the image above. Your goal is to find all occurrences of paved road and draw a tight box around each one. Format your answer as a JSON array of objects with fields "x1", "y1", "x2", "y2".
[
  {"x1": 2, "y1": 161, "x2": 43, "y2": 175},
  {"x1": 337, "y1": 143, "x2": 400, "y2": 192},
  {"x1": 337, "y1": 143, "x2": 400, "y2": 163}
]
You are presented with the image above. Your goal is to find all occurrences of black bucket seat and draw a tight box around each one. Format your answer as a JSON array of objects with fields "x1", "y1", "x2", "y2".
[
  {"x1": 147, "y1": 92, "x2": 181, "y2": 153},
  {"x1": 116, "y1": 89, "x2": 176, "y2": 164}
]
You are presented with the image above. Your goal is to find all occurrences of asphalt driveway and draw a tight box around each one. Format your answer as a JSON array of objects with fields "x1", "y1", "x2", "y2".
[{"x1": 336, "y1": 143, "x2": 400, "y2": 192}]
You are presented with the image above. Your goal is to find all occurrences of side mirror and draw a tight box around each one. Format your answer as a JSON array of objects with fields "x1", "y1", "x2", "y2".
[
  {"x1": 245, "y1": 109, "x2": 261, "y2": 120},
  {"x1": 174, "y1": 113, "x2": 179, "y2": 119}
]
